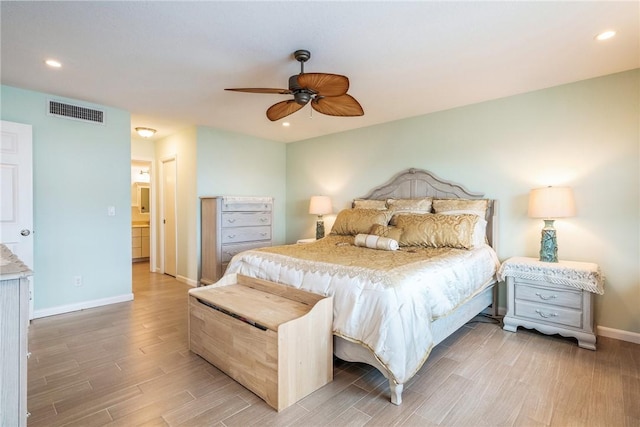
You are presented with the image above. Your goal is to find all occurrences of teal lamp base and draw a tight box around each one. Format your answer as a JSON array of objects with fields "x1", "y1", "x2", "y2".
[
  {"x1": 539, "y1": 219, "x2": 558, "y2": 262},
  {"x1": 315, "y1": 218, "x2": 325, "y2": 240}
]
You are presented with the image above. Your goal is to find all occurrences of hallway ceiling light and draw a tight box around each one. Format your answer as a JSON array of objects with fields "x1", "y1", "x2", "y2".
[{"x1": 135, "y1": 127, "x2": 156, "y2": 138}]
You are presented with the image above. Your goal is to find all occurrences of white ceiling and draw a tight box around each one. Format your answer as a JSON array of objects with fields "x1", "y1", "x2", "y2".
[{"x1": 1, "y1": 1, "x2": 638, "y2": 143}]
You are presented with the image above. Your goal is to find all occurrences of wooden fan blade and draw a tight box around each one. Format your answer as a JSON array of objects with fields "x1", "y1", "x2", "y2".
[
  {"x1": 297, "y1": 73, "x2": 349, "y2": 97},
  {"x1": 311, "y1": 94, "x2": 364, "y2": 117},
  {"x1": 225, "y1": 88, "x2": 292, "y2": 94},
  {"x1": 266, "y1": 100, "x2": 304, "y2": 121}
]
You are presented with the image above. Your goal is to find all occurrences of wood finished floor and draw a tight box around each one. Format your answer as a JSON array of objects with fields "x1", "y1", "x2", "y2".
[{"x1": 27, "y1": 262, "x2": 640, "y2": 426}]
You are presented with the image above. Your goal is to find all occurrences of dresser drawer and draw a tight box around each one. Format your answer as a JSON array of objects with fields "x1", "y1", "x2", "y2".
[
  {"x1": 221, "y1": 241, "x2": 271, "y2": 262},
  {"x1": 515, "y1": 283, "x2": 582, "y2": 309},
  {"x1": 221, "y1": 212, "x2": 271, "y2": 228},
  {"x1": 222, "y1": 202, "x2": 272, "y2": 212},
  {"x1": 514, "y1": 300, "x2": 582, "y2": 328},
  {"x1": 221, "y1": 226, "x2": 271, "y2": 244}
]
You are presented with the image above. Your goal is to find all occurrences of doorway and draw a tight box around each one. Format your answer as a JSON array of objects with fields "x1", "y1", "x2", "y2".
[{"x1": 131, "y1": 160, "x2": 154, "y2": 269}]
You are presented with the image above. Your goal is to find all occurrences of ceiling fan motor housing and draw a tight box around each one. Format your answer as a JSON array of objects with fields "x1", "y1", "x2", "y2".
[{"x1": 289, "y1": 75, "x2": 313, "y2": 105}]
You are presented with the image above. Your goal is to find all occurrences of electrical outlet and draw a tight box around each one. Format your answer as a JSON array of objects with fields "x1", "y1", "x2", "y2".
[{"x1": 74, "y1": 276, "x2": 82, "y2": 287}]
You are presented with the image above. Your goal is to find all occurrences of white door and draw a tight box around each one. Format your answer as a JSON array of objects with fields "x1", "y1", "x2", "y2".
[
  {"x1": 162, "y1": 157, "x2": 177, "y2": 277},
  {"x1": 1, "y1": 121, "x2": 34, "y2": 317}
]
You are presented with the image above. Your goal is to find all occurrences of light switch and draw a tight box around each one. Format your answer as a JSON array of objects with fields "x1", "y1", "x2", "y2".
[{"x1": 107, "y1": 206, "x2": 116, "y2": 216}]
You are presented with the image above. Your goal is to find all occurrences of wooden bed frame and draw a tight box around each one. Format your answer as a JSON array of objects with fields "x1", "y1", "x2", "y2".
[{"x1": 335, "y1": 167, "x2": 499, "y2": 405}]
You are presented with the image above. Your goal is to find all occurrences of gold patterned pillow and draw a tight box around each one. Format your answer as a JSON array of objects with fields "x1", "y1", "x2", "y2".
[
  {"x1": 330, "y1": 209, "x2": 391, "y2": 236},
  {"x1": 386, "y1": 197, "x2": 433, "y2": 225},
  {"x1": 353, "y1": 199, "x2": 388, "y2": 210},
  {"x1": 369, "y1": 224, "x2": 403, "y2": 241},
  {"x1": 395, "y1": 213, "x2": 479, "y2": 249},
  {"x1": 432, "y1": 198, "x2": 489, "y2": 219}
]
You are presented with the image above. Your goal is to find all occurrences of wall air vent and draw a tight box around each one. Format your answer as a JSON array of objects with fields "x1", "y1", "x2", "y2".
[{"x1": 48, "y1": 100, "x2": 105, "y2": 124}]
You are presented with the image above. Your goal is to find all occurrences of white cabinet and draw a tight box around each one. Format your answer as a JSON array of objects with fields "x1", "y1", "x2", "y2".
[
  {"x1": 0, "y1": 244, "x2": 31, "y2": 426},
  {"x1": 132, "y1": 226, "x2": 150, "y2": 261},
  {"x1": 200, "y1": 196, "x2": 273, "y2": 285}
]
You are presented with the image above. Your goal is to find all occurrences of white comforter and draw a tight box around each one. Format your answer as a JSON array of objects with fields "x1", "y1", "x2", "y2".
[{"x1": 219, "y1": 239, "x2": 499, "y2": 384}]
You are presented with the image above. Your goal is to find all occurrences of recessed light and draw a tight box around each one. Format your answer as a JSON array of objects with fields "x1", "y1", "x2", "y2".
[
  {"x1": 45, "y1": 59, "x2": 62, "y2": 68},
  {"x1": 282, "y1": 122, "x2": 290, "y2": 127},
  {"x1": 595, "y1": 30, "x2": 616, "y2": 41}
]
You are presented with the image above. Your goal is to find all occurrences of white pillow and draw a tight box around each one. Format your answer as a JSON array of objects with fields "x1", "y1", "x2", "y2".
[{"x1": 354, "y1": 233, "x2": 399, "y2": 251}]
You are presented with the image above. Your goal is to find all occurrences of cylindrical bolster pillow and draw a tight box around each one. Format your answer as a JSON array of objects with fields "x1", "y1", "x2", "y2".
[{"x1": 354, "y1": 234, "x2": 399, "y2": 251}]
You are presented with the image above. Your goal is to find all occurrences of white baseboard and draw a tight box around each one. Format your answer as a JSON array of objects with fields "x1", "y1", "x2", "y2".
[
  {"x1": 597, "y1": 325, "x2": 640, "y2": 345},
  {"x1": 176, "y1": 275, "x2": 197, "y2": 287},
  {"x1": 33, "y1": 293, "x2": 134, "y2": 319}
]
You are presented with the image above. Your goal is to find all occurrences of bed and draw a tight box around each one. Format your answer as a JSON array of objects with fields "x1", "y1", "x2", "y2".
[{"x1": 218, "y1": 168, "x2": 500, "y2": 405}]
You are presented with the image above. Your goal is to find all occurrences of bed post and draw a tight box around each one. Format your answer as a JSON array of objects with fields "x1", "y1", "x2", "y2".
[{"x1": 390, "y1": 381, "x2": 403, "y2": 405}]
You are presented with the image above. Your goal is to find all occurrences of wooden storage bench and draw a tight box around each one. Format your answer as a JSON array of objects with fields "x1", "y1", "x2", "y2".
[{"x1": 188, "y1": 274, "x2": 333, "y2": 411}]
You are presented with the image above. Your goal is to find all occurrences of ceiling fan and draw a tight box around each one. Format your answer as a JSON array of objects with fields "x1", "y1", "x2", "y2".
[{"x1": 225, "y1": 49, "x2": 364, "y2": 122}]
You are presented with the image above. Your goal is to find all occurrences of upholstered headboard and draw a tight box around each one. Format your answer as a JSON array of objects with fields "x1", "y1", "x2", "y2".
[{"x1": 355, "y1": 168, "x2": 498, "y2": 250}]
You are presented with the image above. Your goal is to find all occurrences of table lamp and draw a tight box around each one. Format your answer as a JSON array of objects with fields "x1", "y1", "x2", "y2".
[
  {"x1": 528, "y1": 186, "x2": 576, "y2": 262},
  {"x1": 309, "y1": 196, "x2": 332, "y2": 240}
]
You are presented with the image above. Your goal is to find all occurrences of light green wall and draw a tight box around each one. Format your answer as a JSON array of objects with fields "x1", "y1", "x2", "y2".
[
  {"x1": 1, "y1": 85, "x2": 132, "y2": 312},
  {"x1": 286, "y1": 70, "x2": 640, "y2": 334},
  {"x1": 150, "y1": 126, "x2": 286, "y2": 285},
  {"x1": 196, "y1": 126, "x2": 287, "y2": 247}
]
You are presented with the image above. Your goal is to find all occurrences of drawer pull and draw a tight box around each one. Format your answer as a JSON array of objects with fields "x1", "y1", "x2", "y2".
[
  {"x1": 260, "y1": 232, "x2": 268, "y2": 237},
  {"x1": 226, "y1": 218, "x2": 236, "y2": 223},
  {"x1": 260, "y1": 217, "x2": 268, "y2": 222},
  {"x1": 227, "y1": 234, "x2": 236, "y2": 239},
  {"x1": 535, "y1": 292, "x2": 557, "y2": 301},
  {"x1": 535, "y1": 309, "x2": 558, "y2": 319}
]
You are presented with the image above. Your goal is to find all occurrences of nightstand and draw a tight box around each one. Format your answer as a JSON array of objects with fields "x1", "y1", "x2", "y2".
[{"x1": 499, "y1": 257, "x2": 604, "y2": 350}]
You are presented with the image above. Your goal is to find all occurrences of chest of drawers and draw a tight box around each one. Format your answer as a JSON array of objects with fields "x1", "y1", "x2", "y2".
[{"x1": 200, "y1": 196, "x2": 273, "y2": 285}]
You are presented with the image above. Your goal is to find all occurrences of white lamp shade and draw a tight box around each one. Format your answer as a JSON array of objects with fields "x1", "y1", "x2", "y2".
[
  {"x1": 528, "y1": 186, "x2": 576, "y2": 219},
  {"x1": 309, "y1": 195, "x2": 332, "y2": 215}
]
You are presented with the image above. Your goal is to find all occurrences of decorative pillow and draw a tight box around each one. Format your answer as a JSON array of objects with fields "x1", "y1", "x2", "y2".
[
  {"x1": 432, "y1": 198, "x2": 489, "y2": 219},
  {"x1": 369, "y1": 224, "x2": 403, "y2": 242},
  {"x1": 354, "y1": 234, "x2": 399, "y2": 251},
  {"x1": 353, "y1": 199, "x2": 387, "y2": 210},
  {"x1": 386, "y1": 197, "x2": 433, "y2": 225},
  {"x1": 330, "y1": 208, "x2": 391, "y2": 236},
  {"x1": 395, "y1": 213, "x2": 480, "y2": 249}
]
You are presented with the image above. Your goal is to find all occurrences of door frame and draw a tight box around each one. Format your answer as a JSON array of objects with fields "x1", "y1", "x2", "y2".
[{"x1": 159, "y1": 155, "x2": 177, "y2": 276}]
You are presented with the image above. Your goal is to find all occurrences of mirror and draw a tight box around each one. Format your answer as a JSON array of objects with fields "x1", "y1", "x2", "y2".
[{"x1": 137, "y1": 185, "x2": 150, "y2": 213}]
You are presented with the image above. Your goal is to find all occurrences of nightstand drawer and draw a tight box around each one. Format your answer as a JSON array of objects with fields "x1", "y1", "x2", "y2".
[
  {"x1": 515, "y1": 282, "x2": 582, "y2": 309},
  {"x1": 514, "y1": 300, "x2": 582, "y2": 328}
]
